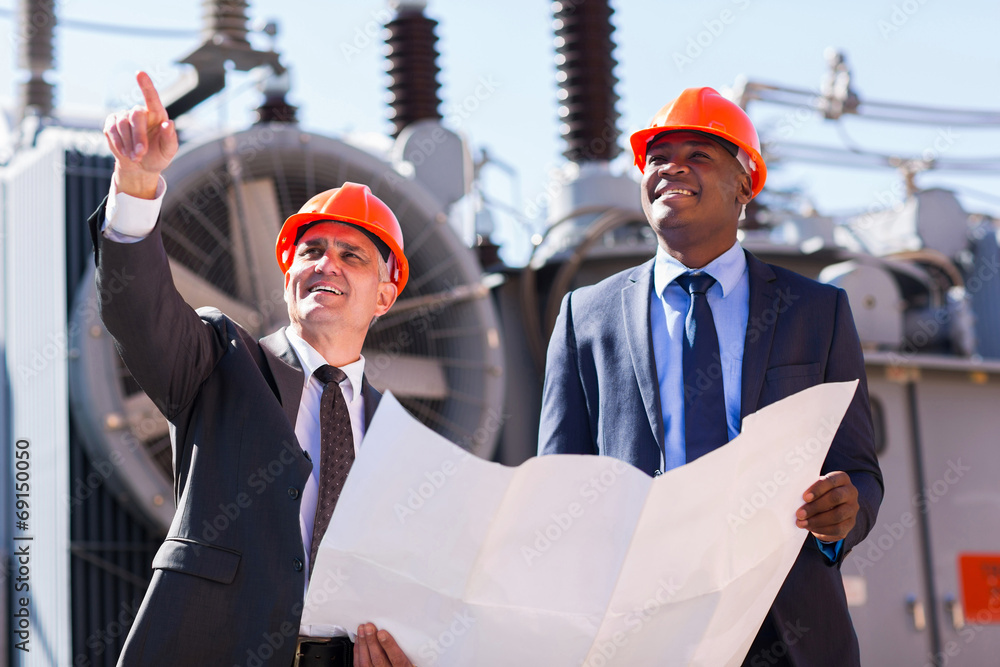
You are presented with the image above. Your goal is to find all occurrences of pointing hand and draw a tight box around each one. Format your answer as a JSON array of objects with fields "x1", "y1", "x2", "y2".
[{"x1": 103, "y1": 71, "x2": 178, "y2": 198}]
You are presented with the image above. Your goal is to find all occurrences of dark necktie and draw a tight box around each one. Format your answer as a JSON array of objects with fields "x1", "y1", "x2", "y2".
[
  {"x1": 309, "y1": 364, "x2": 355, "y2": 576},
  {"x1": 675, "y1": 273, "x2": 729, "y2": 462}
]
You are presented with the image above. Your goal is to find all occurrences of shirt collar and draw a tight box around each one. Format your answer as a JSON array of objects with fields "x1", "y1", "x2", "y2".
[
  {"x1": 653, "y1": 240, "x2": 746, "y2": 298},
  {"x1": 284, "y1": 328, "x2": 366, "y2": 402}
]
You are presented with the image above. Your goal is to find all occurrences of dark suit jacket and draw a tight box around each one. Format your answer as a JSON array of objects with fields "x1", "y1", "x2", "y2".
[
  {"x1": 89, "y1": 203, "x2": 381, "y2": 667},
  {"x1": 538, "y1": 251, "x2": 883, "y2": 666}
]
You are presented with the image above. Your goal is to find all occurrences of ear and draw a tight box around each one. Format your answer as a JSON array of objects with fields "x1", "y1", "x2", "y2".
[
  {"x1": 374, "y1": 281, "x2": 399, "y2": 316},
  {"x1": 735, "y1": 171, "x2": 754, "y2": 207}
]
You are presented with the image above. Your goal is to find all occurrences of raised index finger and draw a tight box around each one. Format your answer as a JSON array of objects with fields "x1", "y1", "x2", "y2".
[{"x1": 136, "y1": 71, "x2": 167, "y2": 119}]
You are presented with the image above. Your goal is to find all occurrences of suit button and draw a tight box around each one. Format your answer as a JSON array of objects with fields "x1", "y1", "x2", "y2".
[
  {"x1": 293, "y1": 558, "x2": 303, "y2": 572},
  {"x1": 288, "y1": 487, "x2": 299, "y2": 499}
]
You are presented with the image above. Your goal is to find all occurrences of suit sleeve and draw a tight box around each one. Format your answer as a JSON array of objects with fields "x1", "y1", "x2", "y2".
[
  {"x1": 538, "y1": 291, "x2": 597, "y2": 456},
  {"x1": 821, "y1": 288, "x2": 884, "y2": 562},
  {"x1": 89, "y1": 198, "x2": 225, "y2": 421}
]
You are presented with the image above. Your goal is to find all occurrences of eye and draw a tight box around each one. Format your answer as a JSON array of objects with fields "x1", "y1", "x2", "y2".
[{"x1": 299, "y1": 247, "x2": 322, "y2": 258}]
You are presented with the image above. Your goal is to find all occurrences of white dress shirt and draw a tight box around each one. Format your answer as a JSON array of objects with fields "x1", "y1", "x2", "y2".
[{"x1": 284, "y1": 328, "x2": 367, "y2": 576}]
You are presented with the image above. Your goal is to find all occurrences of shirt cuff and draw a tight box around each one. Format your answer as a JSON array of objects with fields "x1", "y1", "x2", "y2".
[
  {"x1": 815, "y1": 537, "x2": 844, "y2": 562},
  {"x1": 102, "y1": 175, "x2": 167, "y2": 243}
]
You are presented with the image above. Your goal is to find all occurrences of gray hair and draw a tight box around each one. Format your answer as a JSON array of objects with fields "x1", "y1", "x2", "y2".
[
  {"x1": 376, "y1": 253, "x2": 390, "y2": 283},
  {"x1": 370, "y1": 253, "x2": 392, "y2": 328}
]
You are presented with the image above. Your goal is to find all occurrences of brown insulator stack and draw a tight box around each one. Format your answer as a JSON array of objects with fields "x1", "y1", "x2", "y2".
[
  {"x1": 255, "y1": 72, "x2": 298, "y2": 124},
  {"x1": 385, "y1": 2, "x2": 443, "y2": 137},
  {"x1": 201, "y1": 0, "x2": 250, "y2": 45},
  {"x1": 552, "y1": 0, "x2": 621, "y2": 163},
  {"x1": 18, "y1": 0, "x2": 57, "y2": 119},
  {"x1": 255, "y1": 91, "x2": 298, "y2": 124},
  {"x1": 168, "y1": 0, "x2": 284, "y2": 118},
  {"x1": 254, "y1": 21, "x2": 297, "y2": 124}
]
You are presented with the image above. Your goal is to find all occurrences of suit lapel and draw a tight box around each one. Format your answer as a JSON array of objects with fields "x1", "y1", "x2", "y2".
[
  {"x1": 740, "y1": 251, "x2": 777, "y2": 420},
  {"x1": 623, "y1": 259, "x2": 664, "y2": 453},
  {"x1": 361, "y1": 376, "x2": 381, "y2": 429},
  {"x1": 259, "y1": 328, "x2": 305, "y2": 429}
]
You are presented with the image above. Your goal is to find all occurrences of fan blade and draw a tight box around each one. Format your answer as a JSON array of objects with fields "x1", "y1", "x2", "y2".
[
  {"x1": 374, "y1": 275, "x2": 506, "y2": 330},
  {"x1": 228, "y1": 178, "x2": 286, "y2": 316},
  {"x1": 362, "y1": 354, "x2": 448, "y2": 399},
  {"x1": 169, "y1": 259, "x2": 265, "y2": 334}
]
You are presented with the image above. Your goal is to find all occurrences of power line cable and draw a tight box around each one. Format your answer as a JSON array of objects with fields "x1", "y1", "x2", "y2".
[
  {"x1": 746, "y1": 82, "x2": 1000, "y2": 127},
  {"x1": 948, "y1": 184, "x2": 1000, "y2": 207},
  {"x1": 0, "y1": 6, "x2": 198, "y2": 38},
  {"x1": 770, "y1": 141, "x2": 1000, "y2": 172}
]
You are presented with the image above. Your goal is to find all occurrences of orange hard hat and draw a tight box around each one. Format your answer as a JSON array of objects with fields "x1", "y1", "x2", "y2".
[
  {"x1": 629, "y1": 87, "x2": 767, "y2": 197},
  {"x1": 275, "y1": 182, "x2": 409, "y2": 292}
]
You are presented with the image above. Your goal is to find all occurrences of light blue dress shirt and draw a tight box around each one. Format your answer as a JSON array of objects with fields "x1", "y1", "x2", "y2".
[
  {"x1": 649, "y1": 240, "x2": 842, "y2": 561},
  {"x1": 650, "y1": 240, "x2": 749, "y2": 473}
]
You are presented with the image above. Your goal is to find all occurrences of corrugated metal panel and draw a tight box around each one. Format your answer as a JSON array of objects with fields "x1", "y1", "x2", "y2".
[
  {"x1": 3, "y1": 139, "x2": 72, "y2": 666},
  {"x1": 63, "y1": 150, "x2": 159, "y2": 667}
]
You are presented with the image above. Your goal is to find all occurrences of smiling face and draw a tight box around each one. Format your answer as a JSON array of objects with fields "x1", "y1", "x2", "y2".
[
  {"x1": 640, "y1": 131, "x2": 753, "y2": 268},
  {"x1": 283, "y1": 221, "x2": 398, "y2": 361}
]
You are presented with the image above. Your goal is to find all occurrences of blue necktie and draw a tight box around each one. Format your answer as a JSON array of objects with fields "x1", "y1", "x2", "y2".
[{"x1": 676, "y1": 273, "x2": 729, "y2": 462}]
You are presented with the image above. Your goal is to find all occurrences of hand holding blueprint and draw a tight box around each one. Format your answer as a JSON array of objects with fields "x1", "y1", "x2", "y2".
[{"x1": 301, "y1": 381, "x2": 858, "y2": 666}]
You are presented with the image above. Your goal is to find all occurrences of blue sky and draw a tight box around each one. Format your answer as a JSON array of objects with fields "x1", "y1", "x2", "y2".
[{"x1": 2, "y1": 0, "x2": 999, "y2": 262}]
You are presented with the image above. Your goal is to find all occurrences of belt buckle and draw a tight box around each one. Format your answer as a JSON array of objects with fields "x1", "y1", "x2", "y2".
[{"x1": 294, "y1": 636, "x2": 353, "y2": 666}]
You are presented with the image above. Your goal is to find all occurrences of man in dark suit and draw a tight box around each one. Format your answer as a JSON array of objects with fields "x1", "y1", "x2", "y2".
[
  {"x1": 538, "y1": 87, "x2": 883, "y2": 666},
  {"x1": 96, "y1": 72, "x2": 414, "y2": 667}
]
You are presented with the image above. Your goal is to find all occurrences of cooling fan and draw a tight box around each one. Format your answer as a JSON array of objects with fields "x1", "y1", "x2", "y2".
[{"x1": 69, "y1": 124, "x2": 505, "y2": 531}]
